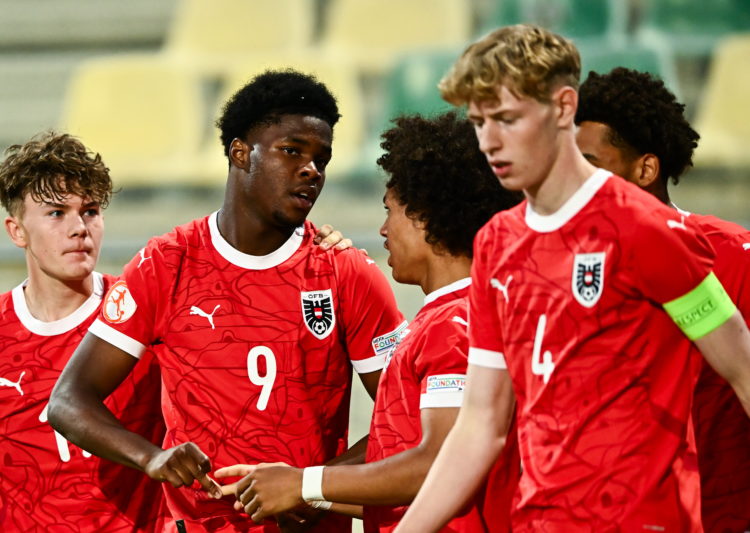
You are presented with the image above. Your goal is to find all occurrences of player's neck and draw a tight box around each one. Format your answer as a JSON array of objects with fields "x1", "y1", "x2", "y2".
[
  {"x1": 22, "y1": 269, "x2": 94, "y2": 322},
  {"x1": 420, "y1": 253, "x2": 472, "y2": 296},
  {"x1": 525, "y1": 140, "x2": 598, "y2": 216},
  {"x1": 217, "y1": 203, "x2": 296, "y2": 256}
]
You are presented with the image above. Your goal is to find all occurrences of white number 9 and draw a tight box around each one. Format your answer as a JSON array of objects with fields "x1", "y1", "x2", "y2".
[{"x1": 247, "y1": 346, "x2": 277, "y2": 411}]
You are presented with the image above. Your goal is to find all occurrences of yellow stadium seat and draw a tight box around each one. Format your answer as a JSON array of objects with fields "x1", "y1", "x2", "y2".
[
  {"x1": 59, "y1": 54, "x2": 222, "y2": 186},
  {"x1": 694, "y1": 35, "x2": 750, "y2": 168},
  {"x1": 164, "y1": 0, "x2": 315, "y2": 73},
  {"x1": 319, "y1": 0, "x2": 471, "y2": 74},
  {"x1": 214, "y1": 56, "x2": 366, "y2": 179}
]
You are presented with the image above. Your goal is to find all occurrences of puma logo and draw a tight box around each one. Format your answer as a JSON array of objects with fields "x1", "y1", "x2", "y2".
[
  {"x1": 666, "y1": 215, "x2": 687, "y2": 231},
  {"x1": 190, "y1": 304, "x2": 220, "y2": 330},
  {"x1": 137, "y1": 248, "x2": 151, "y2": 268},
  {"x1": 0, "y1": 371, "x2": 25, "y2": 396},
  {"x1": 490, "y1": 275, "x2": 513, "y2": 302},
  {"x1": 743, "y1": 243, "x2": 750, "y2": 251},
  {"x1": 452, "y1": 316, "x2": 468, "y2": 327}
]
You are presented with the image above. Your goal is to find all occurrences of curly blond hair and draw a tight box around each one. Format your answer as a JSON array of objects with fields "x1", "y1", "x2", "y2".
[
  {"x1": 0, "y1": 131, "x2": 112, "y2": 217},
  {"x1": 439, "y1": 24, "x2": 580, "y2": 105}
]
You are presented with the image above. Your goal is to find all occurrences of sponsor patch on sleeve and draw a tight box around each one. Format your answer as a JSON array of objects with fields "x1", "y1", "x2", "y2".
[
  {"x1": 102, "y1": 280, "x2": 137, "y2": 324},
  {"x1": 425, "y1": 374, "x2": 466, "y2": 394},
  {"x1": 371, "y1": 320, "x2": 408, "y2": 358}
]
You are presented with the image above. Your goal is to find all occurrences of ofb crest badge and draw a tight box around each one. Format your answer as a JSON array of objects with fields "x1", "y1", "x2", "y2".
[
  {"x1": 572, "y1": 252, "x2": 605, "y2": 307},
  {"x1": 301, "y1": 289, "x2": 336, "y2": 340}
]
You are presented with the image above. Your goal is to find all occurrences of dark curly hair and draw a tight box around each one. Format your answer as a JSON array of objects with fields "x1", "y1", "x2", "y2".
[
  {"x1": 216, "y1": 69, "x2": 340, "y2": 158},
  {"x1": 377, "y1": 112, "x2": 522, "y2": 258},
  {"x1": 576, "y1": 67, "x2": 699, "y2": 184},
  {"x1": 0, "y1": 131, "x2": 112, "y2": 217}
]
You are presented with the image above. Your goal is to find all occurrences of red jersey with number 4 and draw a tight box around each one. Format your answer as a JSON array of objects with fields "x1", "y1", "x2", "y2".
[
  {"x1": 685, "y1": 212, "x2": 750, "y2": 533},
  {"x1": 89, "y1": 213, "x2": 405, "y2": 532},
  {"x1": 0, "y1": 273, "x2": 166, "y2": 532},
  {"x1": 364, "y1": 279, "x2": 519, "y2": 533},
  {"x1": 468, "y1": 170, "x2": 715, "y2": 532}
]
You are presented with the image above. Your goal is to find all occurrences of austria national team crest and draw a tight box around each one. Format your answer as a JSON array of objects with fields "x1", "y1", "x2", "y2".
[
  {"x1": 572, "y1": 252, "x2": 605, "y2": 307},
  {"x1": 301, "y1": 289, "x2": 336, "y2": 340}
]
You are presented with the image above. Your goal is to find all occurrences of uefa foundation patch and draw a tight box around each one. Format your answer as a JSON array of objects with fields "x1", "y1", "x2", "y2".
[{"x1": 426, "y1": 374, "x2": 466, "y2": 394}]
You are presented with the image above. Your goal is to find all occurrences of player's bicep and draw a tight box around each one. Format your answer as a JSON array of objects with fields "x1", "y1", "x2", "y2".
[
  {"x1": 358, "y1": 369, "x2": 381, "y2": 400},
  {"x1": 419, "y1": 407, "x2": 460, "y2": 454},
  {"x1": 694, "y1": 311, "x2": 750, "y2": 390},
  {"x1": 461, "y1": 364, "x2": 515, "y2": 439},
  {"x1": 56, "y1": 332, "x2": 139, "y2": 401}
]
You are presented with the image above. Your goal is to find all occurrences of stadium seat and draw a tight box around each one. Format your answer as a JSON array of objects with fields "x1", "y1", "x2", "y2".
[
  {"x1": 636, "y1": 0, "x2": 750, "y2": 58},
  {"x1": 693, "y1": 35, "x2": 750, "y2": 167},
  {"x1": 164, "y1": 0, "x2": 315, "y2": 73},
  {"x1": 213, "y1": 56, "x2": 366, "y2": 180},
  {"x1": 59, "y1": 55, "x2": 220, "y2": 186},
  {"x1": 319, "y1": 0, "x2": 471, "y2": 74}
]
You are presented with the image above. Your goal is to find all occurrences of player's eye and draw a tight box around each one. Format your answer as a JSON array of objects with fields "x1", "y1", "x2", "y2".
[
  {"x1": 48, "y1": 209, "x2": 63, "y2": 217},
  {"x1": 281, "y1": 146, "x2": 300, "y2": 155},
  {"x1": 84, "y1": 208, "x2": 100, "y2": 217}
]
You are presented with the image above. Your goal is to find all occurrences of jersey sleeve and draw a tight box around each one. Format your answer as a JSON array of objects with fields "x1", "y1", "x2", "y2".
[
  {"x1": 468, "y1": 221, "x2": 507, "y2": 369},
  {"x1": 630, "y1": 208, "x2": 715, "y2": 304},
  {"x1": 335, "y1": 249, "x2": 406, "y2": 374},
  {"x1": 88, "y1": 239, "x2": 170, "y2": 359},
  {"x1": 417, "y1": 309, "x2": 470, "y2": 409}
]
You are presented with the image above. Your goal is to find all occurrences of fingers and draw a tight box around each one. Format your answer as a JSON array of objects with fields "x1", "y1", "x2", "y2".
[
  {"x1": 214, "y1": 464, "x2": 256, "y2": 478},
  {"x1": 145, "y1": 443, "x2": 221, "y2": 499},
  {"x1": 334, "y1": 238, "x2": 352, "y2": 251},
  {"x1": 313, "y1": 224, "x2": 333, "y2": 245}
]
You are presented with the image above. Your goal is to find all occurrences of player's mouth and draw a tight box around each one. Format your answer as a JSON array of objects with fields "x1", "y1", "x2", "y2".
[
  {"x1": 489, "y1": 160, "x2": 512, "y2": 178},
  {"x1": 64, "y1": 247, "x2": 91, "y2": 256},
  {"x1": 291, "y1": 187, "x2": 318, "y2": 210}
]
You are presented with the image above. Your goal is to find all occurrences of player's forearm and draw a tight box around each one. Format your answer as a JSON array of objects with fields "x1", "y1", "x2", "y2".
[
  {"x1": 326, "y1": 434, "x2": 368, "y2": 466},
  {"x1": 48, "y1": 385, "x2": 161, "y2": 471}
]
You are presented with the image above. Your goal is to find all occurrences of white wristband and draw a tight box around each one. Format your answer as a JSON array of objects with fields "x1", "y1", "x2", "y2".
[
  {"x1": 307, "y1": 499, "x2": 333, "y2": 510},
  {"x1": 301, "y1": 466, "x2": 326, "y2": 502}
]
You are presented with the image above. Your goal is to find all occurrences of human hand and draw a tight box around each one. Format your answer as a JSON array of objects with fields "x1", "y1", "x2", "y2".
[
  {"x1": 235, "y1": 464, "x2": 305, "y2": 522},
  {"x1": 313, "y1": 224, "x2": 353, "y2": 251},
  {"x1": 143, "y1": 442, "x2": 222, "y2": 499}
]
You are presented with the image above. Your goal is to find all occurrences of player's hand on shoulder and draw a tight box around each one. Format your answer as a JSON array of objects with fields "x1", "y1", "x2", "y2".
[
  {"x1": 234, "y1": 463, "x2": 304, "y2": 522},
  {"x1": 313, "y1": 224, "x2": 353, "y2": 251},
  {"x1": 143, "y1": 442, "x2": 222, "y2": 499}
]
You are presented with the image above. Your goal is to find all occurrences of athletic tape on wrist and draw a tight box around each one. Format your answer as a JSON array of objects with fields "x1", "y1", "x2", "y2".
[
  {"x1": 301, "y1": 466, "x2": 326, "y2": 502},
  {"x1": 308, "y1": 499, "x2": 333, "y2": 510}
]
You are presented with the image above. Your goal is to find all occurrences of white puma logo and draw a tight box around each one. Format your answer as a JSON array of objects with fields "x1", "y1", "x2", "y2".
[
  {"x1": 190, "y1": 304, "x2": 220, "y2": 329},
  {"x1": 490, "y1": 275, "x2": 513, "y2": 302},
  {"x1": 666, "y1": 215, "x2": 687, "y2": 231},
  {"x1": 137, "y1": 248, "x2": 151, "y2": 268},
  {"x1": 452, "y1": 316, "x2": 468, "y2": 327},
  {"x1": 0, "y1": 371, "x2": 25, "y2": 396},
  {"x1": 365, "y1": 258, "x2": 376, "y2": 265},
  {"x1": 743, "y1": 243, "x2": 750, "y2": 251}
]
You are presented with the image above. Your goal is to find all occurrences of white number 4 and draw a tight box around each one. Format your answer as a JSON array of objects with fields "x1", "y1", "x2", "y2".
[
  {"x1": 39, "y1": 403, "x2": 91, "y2": 462},
  {"x1": 531, "y1": 314, "x2": 555, "y2": 384},
  {"x1": 247, "y1": 346, "x2": 277, "y2": 411}
]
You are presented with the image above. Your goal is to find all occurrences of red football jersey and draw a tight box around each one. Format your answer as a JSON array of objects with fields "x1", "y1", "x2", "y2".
[
  {"x1": 364, "y1": 279, "x2": 519, "y2": 533},
  {"x1": 89, "y1": 213, "x2": 405, "y2": 532},
  {"x1": 0, "y1": 273, "x2": 166, "y2": 532},
  {"x1": 468, "y1": 170, "x2": 714, "y2": 532},
  {"x1": 683, "y1": 211, "x2": 750, "y2": 532}
]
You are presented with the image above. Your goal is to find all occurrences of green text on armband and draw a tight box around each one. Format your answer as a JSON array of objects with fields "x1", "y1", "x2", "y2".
[{"x1": 663, "y1": 272, "x2": 736, "y2": 340}]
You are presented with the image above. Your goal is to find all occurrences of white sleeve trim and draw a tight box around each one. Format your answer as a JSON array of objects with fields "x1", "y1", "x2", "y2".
[
  {"x1": 468, "y1": 347, "x2": 507, "y2": 369},
  {"x1": 352, "y1": 354, "x2": 386, "y2": 374},
  {"x1": 420, "y1": 391, "x2": 464, "y2": 409},
  {"x1": 89, "y1": 319, "x2": 146, "y2": 359}
]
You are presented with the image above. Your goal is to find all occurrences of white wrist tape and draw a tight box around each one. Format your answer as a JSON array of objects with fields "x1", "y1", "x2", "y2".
[
  {"x1": 301, "y1": 466, "x2": 326, "y2": 502},
  {"x1": 307, "y1": 499, "x2": 333, "y2": 510}
]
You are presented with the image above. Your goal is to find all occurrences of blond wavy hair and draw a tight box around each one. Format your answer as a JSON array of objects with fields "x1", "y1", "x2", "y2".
[
  {"x1": 439, "y1": 24, "x2": 580, "y2": 105},
  {"x1": 0, "y1": 131, "x2": 112, "y2": 217}
]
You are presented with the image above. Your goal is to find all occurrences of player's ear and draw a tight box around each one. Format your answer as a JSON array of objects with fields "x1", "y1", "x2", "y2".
[
  {"x1": 634, "y1": 153, "x2": 660, "y2": 188},
  {"x1": 229, "y1": 137, "x2": 251, "y2": 172},
  {"x1": 5, "y1": 216, "x2": 27, "y2": 248},
  {"x1": 553, "y1": 85, "x2": 578, "y2": 128}
]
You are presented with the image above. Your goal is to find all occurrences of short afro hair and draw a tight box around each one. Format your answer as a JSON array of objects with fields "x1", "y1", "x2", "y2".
[
  {"x1": 576, "y1": 67, "x2": 699, "y2": 184},
  {"x1": 378, "y1": 112, "x2": 522, "y2": 258},
  {"x1": 0, "y1": 131, "x2": 112, "y2": 217},
  {"x1": 216, "y1": 69, "x2": 340, "y2": 158}
]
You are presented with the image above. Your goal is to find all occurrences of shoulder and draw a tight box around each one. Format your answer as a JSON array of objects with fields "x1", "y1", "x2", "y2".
[{"x1": 691, "y1": 213, "x2": 750, "y2": 241}]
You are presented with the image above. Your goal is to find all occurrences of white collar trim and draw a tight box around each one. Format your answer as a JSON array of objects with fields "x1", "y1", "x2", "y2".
[
  {"x1": 525, "y1": 168, "x2": 611, "y2": 233},
  {"x1": 208, "y1": 211, "x2": 304, "y2": 270},
  {"x1": 12, "y1": 272, "x2": 104, "y2": 336},
  {"x1": 423, "y1": 277, "x2": 472, "y2": 306}
]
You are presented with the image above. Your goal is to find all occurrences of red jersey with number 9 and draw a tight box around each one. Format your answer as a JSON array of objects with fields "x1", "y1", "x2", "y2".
[
  {"x1": 468, "y1": 171, "x2": 715, "y2": 532},
  {"x1": 89, "y1": 213, "x2": 405, "y2": 532}
]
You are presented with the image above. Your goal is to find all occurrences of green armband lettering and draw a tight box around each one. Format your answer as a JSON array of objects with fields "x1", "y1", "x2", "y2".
[{"x1": 663, "y1": 272, "x2": 736, "y2": 340}]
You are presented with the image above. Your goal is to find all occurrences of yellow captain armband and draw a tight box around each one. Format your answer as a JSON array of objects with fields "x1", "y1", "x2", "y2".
[{"x1": 663, "y1": 272, "x2": 736, "y2": 340}]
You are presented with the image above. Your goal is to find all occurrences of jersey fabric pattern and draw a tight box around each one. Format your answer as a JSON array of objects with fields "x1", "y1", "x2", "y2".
[
  {"x1": 364, "y1": 279, "x2": 519, "y2": 533},
  {"x1": 89, "y1": 213, "x2": 404, "y2": 533},
  {"x1": 686, "y1": 212, "x2": 750, "y2": 533},
  {"x1": 468, "y1": 170, "x2": 715, "y2": 532},
  {"x1": 0, "y1": 273, "x2": 166, "y2": 532}
]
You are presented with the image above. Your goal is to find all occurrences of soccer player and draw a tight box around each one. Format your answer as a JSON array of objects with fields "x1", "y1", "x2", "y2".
[
  {"x1": 215, "y1": 112, "x2": 523, "y2": 532},
  {"x1": 575, "y1": 66, "x2": 750, "y2": 533},
  {"x1": 0, "y1": 131, "x2": 166, "y2": 531},
  {"x1": 394, "y1": 25, "x2": 750, "y2": 532},
  {"x1": 47, "y1": 70, "x2": 405, "y2": 533}
]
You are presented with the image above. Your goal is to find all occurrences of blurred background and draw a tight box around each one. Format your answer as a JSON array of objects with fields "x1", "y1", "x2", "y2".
[{"x1": 1, "y1": 1, "x2": 749, "y2": 527}]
